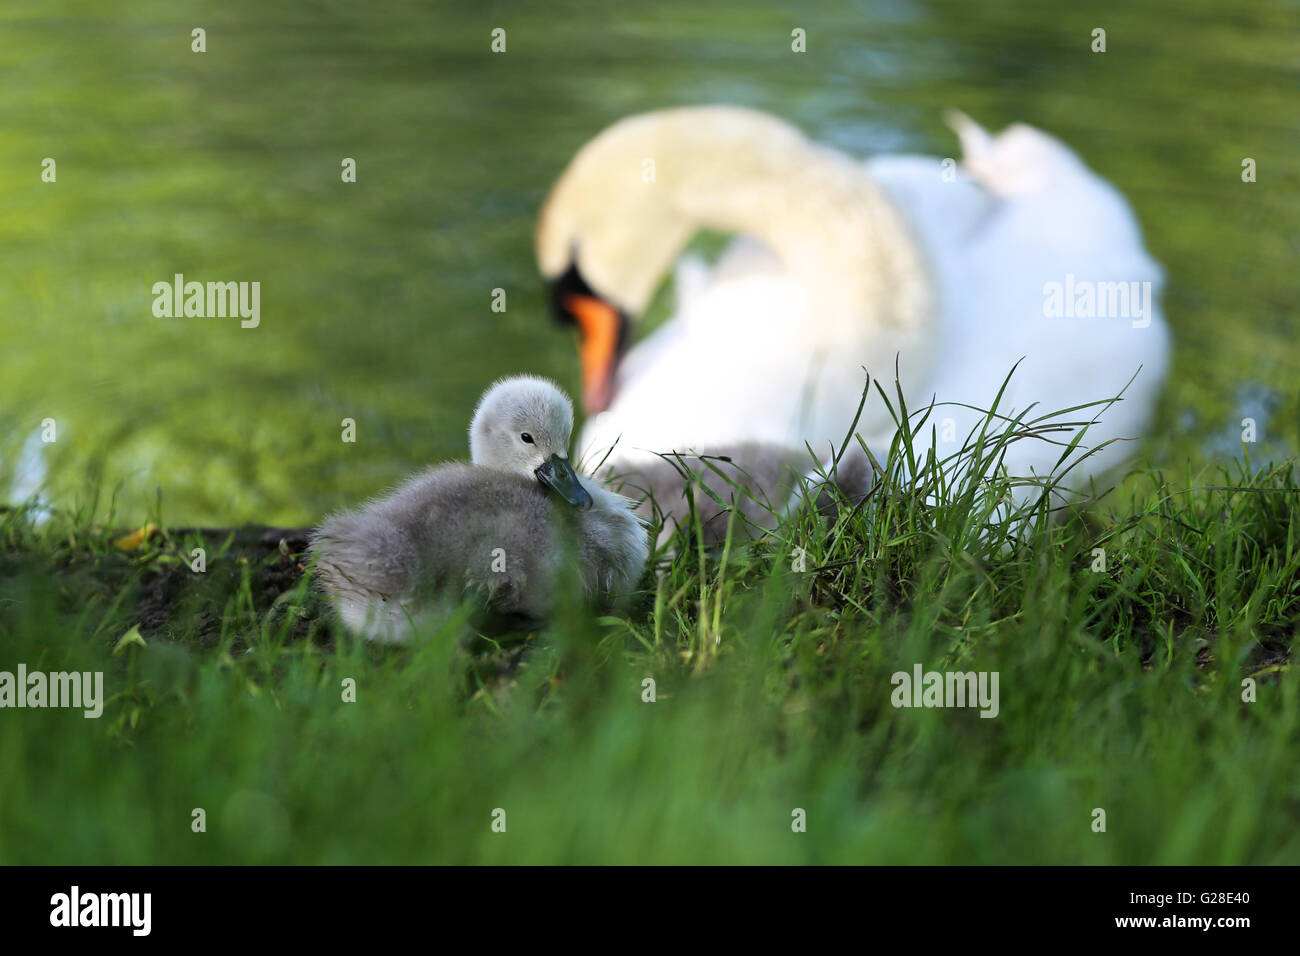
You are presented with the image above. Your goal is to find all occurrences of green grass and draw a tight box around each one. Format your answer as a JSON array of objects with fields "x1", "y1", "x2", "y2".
[
  {"x1": 2, "y1": 379, "x2": 1296, "y2": 864},
  {"x1": 2, "y1": 0, "x2": 1295, "y2": 866}
]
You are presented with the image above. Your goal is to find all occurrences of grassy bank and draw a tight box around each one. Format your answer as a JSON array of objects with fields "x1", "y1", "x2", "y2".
[{"x1": 2, "y1": 389, "x2": 1296, "y2": 864}]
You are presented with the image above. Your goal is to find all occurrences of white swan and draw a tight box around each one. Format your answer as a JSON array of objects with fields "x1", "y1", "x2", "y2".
[
  {"x1": 310, "y1": 376, "x2": 648, "y2": 642},
  {"x1": 536, "y1": 105, "x2": 1170, "y2": 494}
]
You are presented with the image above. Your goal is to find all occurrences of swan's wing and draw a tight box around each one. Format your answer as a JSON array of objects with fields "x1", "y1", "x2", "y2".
[
  {"x1": 673, "y1": 235, "x2": 785, "y2": 318},
  {"x1": 863, "y1": 119, "x2": 1170, "y2": 492},
  {"x1": 863, "y1": 153, "x2": 995, "y2": 253}
]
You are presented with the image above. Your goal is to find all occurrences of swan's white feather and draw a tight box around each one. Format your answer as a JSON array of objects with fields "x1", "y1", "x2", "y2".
[{"x1": 579, "y1": 116, "x2": 1170, "y2": 492}]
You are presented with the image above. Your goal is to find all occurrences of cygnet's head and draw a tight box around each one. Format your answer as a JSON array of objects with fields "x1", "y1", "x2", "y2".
[{"x1": 468, "y1": 375, "x2": 593, "y2": 510}]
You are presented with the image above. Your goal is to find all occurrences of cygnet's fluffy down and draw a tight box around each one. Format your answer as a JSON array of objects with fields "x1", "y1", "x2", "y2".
[
  {"x1": 600, "y1": 443, "x2": 810, "y2": 547},
  {"x1": 311, "y1": 376, "x2": 648, "y2": 642}
]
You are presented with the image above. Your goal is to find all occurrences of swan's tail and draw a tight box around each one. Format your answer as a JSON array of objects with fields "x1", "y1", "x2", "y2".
[
  {"x1": 944, "y1": 109, "x2": 993, "y2": 163},
  {"x1": 945, "y1": 110, "x2": 1086, "y2": 197}
]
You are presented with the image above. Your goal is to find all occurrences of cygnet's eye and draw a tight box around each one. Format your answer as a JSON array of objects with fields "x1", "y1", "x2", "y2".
[{"x1": 520, "y1": 432, "x2": 535, "y2": 444}]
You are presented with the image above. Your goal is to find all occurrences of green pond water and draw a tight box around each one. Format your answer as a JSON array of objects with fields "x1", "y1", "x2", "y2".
[{"x1": 2, "y1": 0, "x2": 1296, "y2": 526}]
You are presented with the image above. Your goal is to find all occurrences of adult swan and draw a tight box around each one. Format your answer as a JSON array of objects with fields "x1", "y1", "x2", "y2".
[{"x1": 536, "y1": 105, "x2": 1169, "y2": 492}]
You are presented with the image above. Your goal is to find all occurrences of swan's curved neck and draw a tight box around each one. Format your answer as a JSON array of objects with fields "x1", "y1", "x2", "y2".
[
  {"x1": 543, "y1": 108, "x2": 938, "y2": 391},
  {"x1": 666, "y1": 125, "x2": 933, "y2": 339}
]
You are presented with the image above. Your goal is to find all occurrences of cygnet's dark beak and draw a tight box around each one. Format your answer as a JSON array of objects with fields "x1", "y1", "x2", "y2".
[{"x1": 535, "y1": 454, "x2": 593, "y2": 510}]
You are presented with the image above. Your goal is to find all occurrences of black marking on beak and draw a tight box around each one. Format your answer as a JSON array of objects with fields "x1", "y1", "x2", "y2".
[
  {"x1": 548, "y1": 261, "x2": 596, "y2": 326},
  {"x1": 535, "y1": 453, "x2": 593, "y2": 510},
  {"x1": 547, "y1": 260, "x2": 632, "y2": 382}
]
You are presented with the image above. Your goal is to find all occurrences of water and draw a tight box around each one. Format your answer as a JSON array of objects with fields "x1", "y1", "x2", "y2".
[{"x1": 1, "y1": 0, "x2": 1296, "y2": 524}]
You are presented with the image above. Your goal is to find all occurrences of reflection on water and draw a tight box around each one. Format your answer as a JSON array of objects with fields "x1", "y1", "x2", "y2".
[
  {"x1": 1198, "y1": 382, "x2": 1293, "y2": 466},
  {"x1": 0, "y1": 0, "x2": 1295, "y2": 523}
]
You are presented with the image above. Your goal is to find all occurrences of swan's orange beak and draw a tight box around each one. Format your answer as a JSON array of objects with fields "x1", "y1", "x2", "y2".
[{"x1": 564, "y1": 292, "x2": 622, "y2": 414}]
